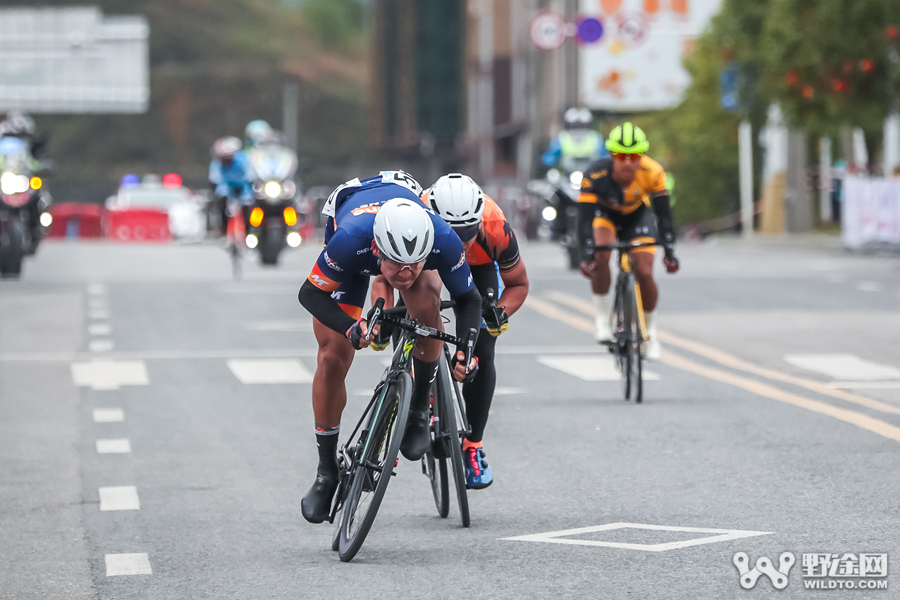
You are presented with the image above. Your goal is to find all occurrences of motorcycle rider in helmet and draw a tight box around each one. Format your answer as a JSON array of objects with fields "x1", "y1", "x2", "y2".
[
  {"x1": 0, "y1": 111, "x2": 45, "y2": 247},
  {"x1": 244, "y1": 120, "x2": 274, "y2": 150},
  {"x1": 209, "y1": 136, "x2": 255, "y2": 236}
]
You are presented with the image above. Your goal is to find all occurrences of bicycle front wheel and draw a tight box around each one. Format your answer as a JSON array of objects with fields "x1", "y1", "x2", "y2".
[
  {"x1": 338, "y1": 371, "x2": 411, "y2": 562},
  {"x1": 616, "y1": 281, "x2": 633, "y2": 401},
  {"x1": 437, "y1": 350, "x2": 470, "y2": 527}
]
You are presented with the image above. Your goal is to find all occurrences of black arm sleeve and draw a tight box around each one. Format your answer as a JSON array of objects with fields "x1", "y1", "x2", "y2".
[
  {"x1": 453, "y1": 286, "x2": 483, "y2": 345},
  {"x1": 298, "y1": 279, "x2": 356, "y2": 336},
  {"x1": 651, "y1": 194, "x2": 675, "y2": 244},
  {"x1": 577, "y1": 202, "x2": 597, "y2": 259}
]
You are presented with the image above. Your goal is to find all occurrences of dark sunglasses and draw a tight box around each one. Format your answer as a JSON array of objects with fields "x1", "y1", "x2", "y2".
[
  {"x1": 612, "y1": 152, "x2": 642, "y2": 163},
  {"x1": 453, "y1": 224, "x2": 480, "y2": 242}
]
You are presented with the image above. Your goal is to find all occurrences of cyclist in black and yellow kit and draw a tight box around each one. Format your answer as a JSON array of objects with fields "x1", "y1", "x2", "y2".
[{"x1": 577, "y1": 123, "x2": 679, "y2": 360}]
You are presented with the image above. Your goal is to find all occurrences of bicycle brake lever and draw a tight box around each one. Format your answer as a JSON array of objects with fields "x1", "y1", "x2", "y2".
[{"x1": 365, "y1": 297, "x2": 385, "y2": 341}]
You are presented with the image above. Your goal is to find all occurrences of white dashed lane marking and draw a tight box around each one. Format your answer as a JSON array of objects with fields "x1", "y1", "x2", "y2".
[
  {"x1": 243, "y1": 320, "x2": 312, "y2": 332},
  {"x1": 88, "y1": 323, "x2": 112, "y2": 336},
  {"x1": 227, "y1": 359, "x2": 313, "y2": 384},
  {"x1": 105, "y1": 553, "x2": 152, "y2": 576},
  {"x1": 784, "y1": 354, "x2": 900, "y2": 381},
  {"x1": 89, "y1": 339, "x2": 115, "y2": 352},
  {"x1": 71, "y1": 360, "x2": 148, "y2": 390},
  {"x1": 856, "y1": 281, "x2": 882, "y2": 292},
  {"x1": 87, "y1": 283, "x2": 107, "y2": 295},
  {"x1": 96, "y1": 439, "x2": 131, "y2": 454},
  {"x1": 88, "y1": 309, "x2": 109, "y2": 320},
  {"x1": 537, "y1": 355, "x2": 660, "y2": 382},
  {"x1": 87, "y1": 298, "x2": 108, "y2": 310},
  {"x1": 92, "y1": 408, "x2": 124, "y2": 423},
  {"x1": 99, "y1": 486, "x2": 140, "y2": 511}
]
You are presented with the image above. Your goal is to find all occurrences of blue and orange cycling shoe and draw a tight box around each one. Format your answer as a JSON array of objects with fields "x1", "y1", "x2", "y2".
[{"x1": 464, "y1": 446, "x2": 493, "y2": 489}]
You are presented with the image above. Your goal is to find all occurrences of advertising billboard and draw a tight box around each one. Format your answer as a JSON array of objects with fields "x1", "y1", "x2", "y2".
[{"x1": 578, "y1": 0, "x2": 722, "y2": 111}]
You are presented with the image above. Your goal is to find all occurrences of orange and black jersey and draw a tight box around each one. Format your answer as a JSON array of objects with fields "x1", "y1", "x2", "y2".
[
  {"x1": 465, "y1": 196, "x2": 520, "y2": 272},
  {"x1": 578, "y1": 155, "x2": 667, "y2": 215}
]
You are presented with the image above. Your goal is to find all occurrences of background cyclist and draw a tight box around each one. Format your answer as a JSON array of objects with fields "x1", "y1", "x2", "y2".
[
  {"x1": 296, "y1": 171, "x2": 482, "y2": 524},
  {"x1": 576, "y1": 123, "x2": 679, "y2": 360},
  {"x1": 209, "y1": 136, "x2": 255, "y2": 236}
]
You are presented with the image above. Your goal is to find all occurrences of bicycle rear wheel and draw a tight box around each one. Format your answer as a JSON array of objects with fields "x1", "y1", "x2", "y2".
[
  {"x1": 437, "y1": 350, "x2": 470, "y2": 527},
  {"x1": 422, "y1": 427, "x2": 450, "y2": 518},
  {"x1": 630, "y1": 295, "x2": 643, "y2": 404},
  {"x1": 337, "y1": 371, "x2": 411, "y2": 562}
]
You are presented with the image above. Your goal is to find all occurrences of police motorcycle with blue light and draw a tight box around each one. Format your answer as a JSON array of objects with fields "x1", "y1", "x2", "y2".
[
  {"x1": 244, "y1": 125, "x2": 303, "y2": 265},
  {"x1": 0, "y1": 112, "x2": 52, "y2": 277},
  {"x1": 538, "y1": 107, "x2": 606, "y2": 269}
]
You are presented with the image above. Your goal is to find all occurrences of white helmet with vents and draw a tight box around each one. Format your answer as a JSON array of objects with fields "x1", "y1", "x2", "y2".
[
  {"x1": 373, "y1": 198, "x2": 435, "y2": 263},
  {"x1": 427, "y1": 173, "x2": 485, "y2": 227}
]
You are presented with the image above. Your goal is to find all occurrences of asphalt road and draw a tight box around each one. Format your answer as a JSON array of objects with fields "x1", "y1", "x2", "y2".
[{"x1": 1, "y1": 235, "x2": 898, "y2": 599}]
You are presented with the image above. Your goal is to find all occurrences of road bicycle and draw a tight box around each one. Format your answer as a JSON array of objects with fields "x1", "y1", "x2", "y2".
[
  {"x1": 595, "y1": 241, "x2": 661, "y2": 404},
  {"x1": 328, "y1": 298, "x2": 476, "y2": 562},
  {"x1": 422, "y1": 333, "x2": 471, "y2": 528}
]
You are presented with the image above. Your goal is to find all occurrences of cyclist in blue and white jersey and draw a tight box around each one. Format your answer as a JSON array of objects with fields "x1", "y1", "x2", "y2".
[{"x1": 297, "y1": 171, "x2": 482, "y2": 524}]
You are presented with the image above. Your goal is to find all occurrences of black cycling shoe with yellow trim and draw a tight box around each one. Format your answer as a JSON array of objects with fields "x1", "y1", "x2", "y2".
[{"x1": 300, "y1": 468, "x2": 338, "y2": 524}]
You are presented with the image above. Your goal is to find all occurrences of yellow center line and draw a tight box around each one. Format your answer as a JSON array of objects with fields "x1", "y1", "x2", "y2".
[
  {"x1": 525, "y1": 293, "x2": 900, "y2": 444},
  {"x1": 541, "y1": 291, "x2": 900, "y2": 417}
]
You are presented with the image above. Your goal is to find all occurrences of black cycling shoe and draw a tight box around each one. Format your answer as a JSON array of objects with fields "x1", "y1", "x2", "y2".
[
  {"x1": 400, "y1": 409, "x2": 431, "y2": 461},
  {"x1": 300, "y1": 469, "x2": 339, "y2": 524}
]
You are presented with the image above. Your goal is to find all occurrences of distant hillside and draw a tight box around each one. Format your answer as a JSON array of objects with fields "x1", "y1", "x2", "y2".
[{"x1": 25, "y1": 0, "x2": 369, "y2": 202}]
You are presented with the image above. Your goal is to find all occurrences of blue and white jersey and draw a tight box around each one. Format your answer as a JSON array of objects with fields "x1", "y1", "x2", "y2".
[{"x1": 307, "y1": 172, "x2": 474, "y2": 298}]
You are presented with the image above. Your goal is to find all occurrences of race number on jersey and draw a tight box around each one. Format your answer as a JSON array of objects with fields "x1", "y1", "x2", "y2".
[
  {"x1": 322, "y1": 177, "x2": 362, "y2": 218},
  {"x1": 380, "y1": 170, "x2": 423, "y2": 196}
]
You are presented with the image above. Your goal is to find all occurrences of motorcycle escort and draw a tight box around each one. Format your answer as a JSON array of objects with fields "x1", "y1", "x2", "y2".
[
  {"x1": 0, "y1": 136, "x2": 51, "y2": 277},
  {"x1": 537, "y1": 157, "x2": 593, "y2": 270},
  {"x1": 246, "y1": 143, "x2": 304, "y2": 265}
]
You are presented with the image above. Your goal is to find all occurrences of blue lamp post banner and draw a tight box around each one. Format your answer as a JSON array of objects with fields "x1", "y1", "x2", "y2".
[{"x1": 720, "y1": 64, "x2": 740, "y2": 111}]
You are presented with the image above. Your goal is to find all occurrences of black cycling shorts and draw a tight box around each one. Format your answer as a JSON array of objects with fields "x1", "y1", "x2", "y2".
[{"x1": 592, "y1": 203, "x2": 658, "y2": 247}]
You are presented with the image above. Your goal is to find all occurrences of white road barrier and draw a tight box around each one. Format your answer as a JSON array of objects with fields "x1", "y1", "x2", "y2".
[{"x1": 842, "y1": 177, "x2": 900, "y2": 248}]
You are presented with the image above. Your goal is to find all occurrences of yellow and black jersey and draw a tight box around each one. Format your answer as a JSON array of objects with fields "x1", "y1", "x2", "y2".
[{"x1": 578, "y1": 155, "x2": 667, "y2": 215}]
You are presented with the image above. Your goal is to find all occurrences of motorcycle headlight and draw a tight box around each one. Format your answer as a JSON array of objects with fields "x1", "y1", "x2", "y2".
[
  {"x1": 569, "y1": 171, "x2": 583, "y2": 187},
  {"x1": 542, "y1": 206, "x2": 557, "y2": 221},
  {"x1": 40, "y1": 212, "x2": 53, "y2": 227},
  {"x1": 264, "y1": 181, "x2": 281, "y2": 199},
  {"x1": 280, "y1": 180, "x2": 296, "y2": 199},
  {"x1": 1, "y1": 172, "x2": 29, "y2": 195}
]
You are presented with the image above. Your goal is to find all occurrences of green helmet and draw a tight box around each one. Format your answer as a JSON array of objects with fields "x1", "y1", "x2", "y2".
[{"x1": 605, "y1": 122, "x2": 649, "y2": 154}]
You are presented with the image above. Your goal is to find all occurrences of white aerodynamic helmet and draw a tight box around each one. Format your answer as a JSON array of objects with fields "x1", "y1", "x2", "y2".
[
  {"x1": 373, "y1": 198, "x2": 435, "y2": 263},
  {"x1": 427, "y1": 173, "x2": 485, "y2": 227}
]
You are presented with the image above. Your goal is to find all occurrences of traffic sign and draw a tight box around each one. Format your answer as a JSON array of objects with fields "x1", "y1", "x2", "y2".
[{"x1": 530, "y1": 12, "x2": 566, "y2": 51}]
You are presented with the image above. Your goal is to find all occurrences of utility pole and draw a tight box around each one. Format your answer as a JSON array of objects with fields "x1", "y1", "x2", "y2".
[
  {"x1": 478, "y1": 0, "x2": 495, "y2": 182},
  {"x1": 283, "y1": 80, "x2": 299, "y2": 151},
  {"x1": 739, "y1": 120, "x2": 753, "y2": 237}
]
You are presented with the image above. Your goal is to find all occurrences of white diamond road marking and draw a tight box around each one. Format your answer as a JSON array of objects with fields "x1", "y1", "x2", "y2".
[
  {"x1": 243, "y1": 320, "x2": 312, "y2": 332},
  {"x1": 501, "y1": 523, "x2": 773, "y2": 552},
  {"x1": 87, "y1": 283, "x2": 107, "y2": 295},
  {"x1": 105, "y1": 553, "x2": 151, "y2": 576},
  {"x1": 96, "y1": 439, "x2": 131, "y2": 454},
  {"x1": 537, "y1": 355, "x2": 660, "y2": 381},
  {"x1": 93, "y1": 408, "x2": 124, "y2": 423},
  {"x1": 89, "y1": 339, "x2": 115, "y2": 352},
  {"x1": 71, "y1": 361, "x2": 149, "y2": 390},
  {"x1": 99, "y1": 486, "x2": 140, "y2": 511},
  {"x1": 88, "y1": 323, "x2": 112, "y2": 336},
  {"x1": 227, "y1": 359, "x2": 313, "y2": 384},
  {"x1": 88, "y1": 309, "x2": 109, "y2": 320},
  {"x1": 784, "y1": 354, "x2": 900, "y2": 381}
]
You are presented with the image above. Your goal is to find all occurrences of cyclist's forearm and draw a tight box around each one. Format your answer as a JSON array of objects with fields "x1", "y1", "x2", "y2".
[
  {"x1": 370, "y1": 275, "x2": 395, "y2": 310},
  {"x1": 298, "y1": 280, "x2": 356, "y2": 336},
  {"x1": 651, "y1": 194, "x2": 675, "y2": 244},
  {"x1": 497, "y1": 262, "x2": 529, "y2": 317},
  {"x1": 453, "y1": 286, "x2": 483, "y2": 341}
]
